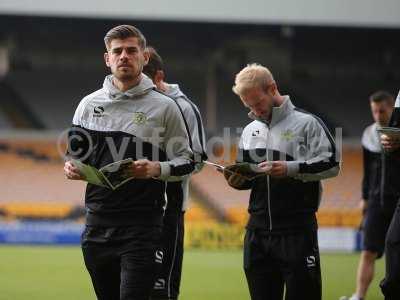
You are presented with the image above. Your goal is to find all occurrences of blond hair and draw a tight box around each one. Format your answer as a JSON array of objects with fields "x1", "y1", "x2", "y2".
[{"x1": 232, "y1": 63, "x2": 274, "y2": 96}]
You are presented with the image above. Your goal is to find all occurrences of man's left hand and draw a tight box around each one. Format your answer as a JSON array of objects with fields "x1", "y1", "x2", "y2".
[
  {"x1": 381, "y1": 134, "x2": 400, "y2": 152},
  {"x1": 265, "y1": 161, "x2": 287, "y2": 178},
  {"x1": 130, "y1": 159, "x2": 161, "y2": 178}
]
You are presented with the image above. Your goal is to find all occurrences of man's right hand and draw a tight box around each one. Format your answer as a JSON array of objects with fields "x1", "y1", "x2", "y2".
[
  {"x1": 64, "y1": 161, "x2": 84, "y2": 180},
  {"x1": 381, "y1": 134, "x2": 400, "y2": 152}
]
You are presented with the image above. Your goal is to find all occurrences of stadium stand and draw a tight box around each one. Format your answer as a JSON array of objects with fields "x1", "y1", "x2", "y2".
[
  {"x1": 6, "y1": 70, "x2": 103, "y2": 129},
  {"x1": 1, "y1": 15, "x2": 399, "y2": 137},
  {"x1": 0, "y1": 80, "x2": 45, "y2": 129},
  {"x1": 0, "y1": 138, "x2": 85, "y2": 211},
  {"x1": 1, "y1": 14, "x2": 398, "y2": 251},
  {"x1": 190, "y1": 142, "x2": 363, "y2": 228},
  {"x1": 0, "y1": 136, "x2": 364, "y2": 229},
  {"x1": 0, "y1": 138, "x2": 215, "y2": 224},
  {"x1": 0, "y1": 108, "x2": 12, "y2": 128}
]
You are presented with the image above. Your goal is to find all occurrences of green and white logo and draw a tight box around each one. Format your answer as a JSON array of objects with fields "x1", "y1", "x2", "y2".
[
  {"x1": 132, "y1": 112, "x2": 147, "y2": 125},
  {"x1": 281, "y1": 129, "x2": 295, "y2": 141}
]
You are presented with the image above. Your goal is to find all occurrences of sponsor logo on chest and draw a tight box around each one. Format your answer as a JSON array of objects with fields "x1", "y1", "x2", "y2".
[{"x1": 93, "y1": 106, "x2": 105, "y2": 117}]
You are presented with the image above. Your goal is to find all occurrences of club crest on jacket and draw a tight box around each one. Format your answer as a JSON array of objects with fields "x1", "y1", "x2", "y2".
[{"x1": 133, "y1": 112, "x2": 147, "y2": 125}]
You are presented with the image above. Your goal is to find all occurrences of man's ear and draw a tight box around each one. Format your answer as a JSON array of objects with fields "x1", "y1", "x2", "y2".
[
  {"x1": 104, "y1": 52, "x2": 110, "y2": 67},
  {"x1": 143, "y1": 49, "x2": 150, "y2": 65},
  {"x1": 267, "y1": 82, "x2": 277, "y2": 96}
]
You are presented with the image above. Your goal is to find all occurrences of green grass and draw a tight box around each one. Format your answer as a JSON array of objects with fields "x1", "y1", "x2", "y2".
[{"x1": 0, "y1": 246, "x2": 385, "y2": 300}]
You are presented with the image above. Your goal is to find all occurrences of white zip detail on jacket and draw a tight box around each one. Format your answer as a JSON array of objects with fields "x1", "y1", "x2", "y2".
[{"x1": 265, "y1": 124, "x2": 273, "y2": 231}]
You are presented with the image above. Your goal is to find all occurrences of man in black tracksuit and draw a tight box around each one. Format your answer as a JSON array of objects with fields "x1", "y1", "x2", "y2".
[
  {"x1": 380, "y1": 90, "x2": 400, "y2": 300},
  {"x1": 64, "y1": 25, "x2": 194, "y2": 300},
  {"x1": 343, "y1": 91, "x2": 395, "y2": 300},
  {"x1": 143, "y1": 47, "x2": 207, "y2": 300},
  {"x1": 225, "y1": 63, "x2": 340, "y2": 300}
]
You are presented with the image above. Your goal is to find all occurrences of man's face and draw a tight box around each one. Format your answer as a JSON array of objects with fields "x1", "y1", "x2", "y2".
[
  {"x1": 370, "y1": 101, "x2": 393, "y2": 126},
  {"x1": 240, "y1": 87, "x2": 273, "y2": 118},
  {"x1": 104, "y1": 37, "x2": 148, "y2": 82}
]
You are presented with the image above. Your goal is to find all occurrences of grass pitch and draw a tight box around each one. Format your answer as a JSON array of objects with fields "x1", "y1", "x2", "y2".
[{"x1": 0, "y1": 246, "x2": 384, "y2": 300}]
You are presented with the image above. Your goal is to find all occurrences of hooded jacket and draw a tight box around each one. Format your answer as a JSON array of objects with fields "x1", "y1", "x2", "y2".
[
  {"x1": 235, "y1": 96, "x2": 340, "y2": 233},
  {"x1": 68, "y1": 74, "x2": 194, "y2": 227},
  {"x1": 381, "y1": 90, "x2": 400, "y2": 213},
  {"x1": 361, "y1": 123, "x2": 383, "y2": 203},
  {"x1": 163, "y1": 84, "x2": 207, "y2": 212}
]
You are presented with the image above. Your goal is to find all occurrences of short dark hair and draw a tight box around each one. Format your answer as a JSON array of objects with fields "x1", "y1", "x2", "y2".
[
  {"x1": 369, "y1": 90, "x2": 394, "y2": 105},
  {"x1": 104, "y1": 25, "x2": 146, "y2": 50},
  {"x1": 142, "y1": 46, "x2": 164, "y2": 80}
]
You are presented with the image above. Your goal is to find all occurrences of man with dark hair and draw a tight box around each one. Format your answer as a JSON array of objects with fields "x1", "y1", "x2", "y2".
[
  {"x1": 341, "y1": 91, "x2": 395, "y2": 300},
  {"x1": 142, "y1": 47, "x2": 164, "y2": 80},
  {"x1": 64, "y1": 25, "x2": 194, "y2": 300},
  {"x1": 143, "y1": 46, "x2": 207, "y2": 300},
  {"x1": 380, "y1": 90, "x2": 400, "y2": 300},
  {"x1": 104, "y1": 24, "x2": 147, "y2": 50},
  {"x1": 225, "y1": 63, "x2": 339, "y2": 300}
]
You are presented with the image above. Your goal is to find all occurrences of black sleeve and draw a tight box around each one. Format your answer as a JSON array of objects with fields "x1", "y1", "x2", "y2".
[{"x1": 362, "y1": 147, "x2": 372, "y2": 201}]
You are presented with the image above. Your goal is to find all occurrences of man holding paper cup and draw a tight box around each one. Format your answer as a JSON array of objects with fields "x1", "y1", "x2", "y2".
[
  {"x1": 343, "y1": 91, "x2": 395, "y2": 300},
  {"x1": 380, "y1": 90, "x2": 400, "y2": 300}
]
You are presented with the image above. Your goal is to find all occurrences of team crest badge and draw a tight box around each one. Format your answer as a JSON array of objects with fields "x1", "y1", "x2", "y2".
[
  {"x1": 132, "y1": 112, "x2": 147, "y2": 125},
  {"x1": 281, "y1": 129, "x2": 295, "y2": 141}
]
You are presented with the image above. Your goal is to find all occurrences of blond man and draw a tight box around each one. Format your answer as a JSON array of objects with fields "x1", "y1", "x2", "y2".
[{"x1": 225, "y1": 63, "x2": 339, "y2": 300}]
